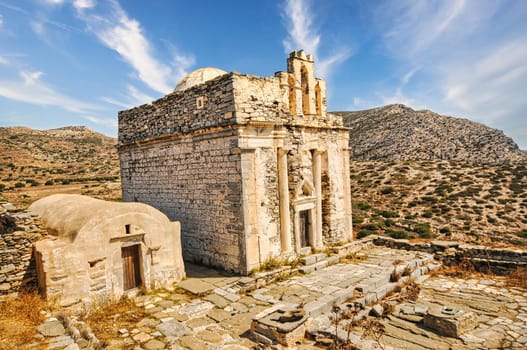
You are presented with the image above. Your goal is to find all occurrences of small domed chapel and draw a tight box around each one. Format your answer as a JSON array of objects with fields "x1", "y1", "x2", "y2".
[{"x1": 118, "y1": 51, "x2": 353, "y2": 274}]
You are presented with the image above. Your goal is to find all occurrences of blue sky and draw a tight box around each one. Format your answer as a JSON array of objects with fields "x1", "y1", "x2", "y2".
[{"x1": 0, "y1": 0, "x2": 526, "y2": 149}]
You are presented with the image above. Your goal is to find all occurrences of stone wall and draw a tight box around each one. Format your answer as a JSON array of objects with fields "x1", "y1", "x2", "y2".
[
  {"x1": 372, "y1": 236, "x2": 527, "y2": 275},
  {"x1": 120, "y1": 130, "x2": 245, "y2": 273},
  {"x1": 118, "y1": 74, "x2": 236, "y2": 144},
  {"x1": 232, "y1": 74, "x2": 288, "y2": 125},
  {"x1": 0, "y1": 204, "x2": 47, "y2": 295}
]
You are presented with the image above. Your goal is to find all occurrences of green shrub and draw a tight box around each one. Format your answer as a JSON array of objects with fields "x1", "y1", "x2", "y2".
[
  {"x1": 354, "y1": 202, "x2": 371, "y2": 210},
  {"x1": 384, "y1": 219, "x2": 395, "y2": 227},
  {"x1": 25, "y1": 179, "x2": 39, "y2": 187},
  {"x1": 0, "y1": 183, "x2": 5, "y2": 192},
  {"x1": 14, "y1": 182, "x2": 25, "y2": 188},
  {"x1": 422, "y1": 211, "x2": 433, "y2": 218},
  {"x1": 45, "y1": 180, "x2": 54, "y2": 186},
  {"x1": 379, "y1": 210, "x2": 399, "y2": 218},
  {"x1": 363, "y1": 223, "x2": 379, "y2": 231},
  {"x1": 380, "y1": 186, "x2": 395, "y2": 195},
  {"x1": 353, "y1": 215, "x2": 364, "y2": 224},
  {"x1": 439, "y1": 227, "x2": 452, "y2": 236},
  {"x1": 413, "y1": 223, "x2": 433, "y2": 238},
  {"x1": 357, "y1": 230, "x2": 377, "y2": 239},
  {"x1": 386, "y1": 229, "x2": 411, "y2": 239}
]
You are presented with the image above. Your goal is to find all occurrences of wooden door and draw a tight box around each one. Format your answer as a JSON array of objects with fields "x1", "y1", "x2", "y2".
[
  {"x1": 122, "y1": 245, "x2": 142, "y2": 290},
  {"x1": 299, "y1": 210, "x2": 310, "y2": 247}
]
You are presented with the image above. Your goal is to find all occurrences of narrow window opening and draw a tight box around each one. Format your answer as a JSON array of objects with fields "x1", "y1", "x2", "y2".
[
  {"x1": 301, "y1": 65, "x2": 310, "y2": 115},
  {"x1": 125, "y1": 224, "x2": 131, "y2": 234}
]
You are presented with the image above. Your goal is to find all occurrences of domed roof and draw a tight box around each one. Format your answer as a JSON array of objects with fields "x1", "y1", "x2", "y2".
[{"x1": 175, "y1": 67, "x2": 227, "y2": 91}]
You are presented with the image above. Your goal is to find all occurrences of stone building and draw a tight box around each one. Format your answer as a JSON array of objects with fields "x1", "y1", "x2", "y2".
[
  {"x1": 119, "y1": 51, "x2": 352, "y2": 274},
  {"x1": 30, "y1": 194, "x2": 185, "y2": 306}
]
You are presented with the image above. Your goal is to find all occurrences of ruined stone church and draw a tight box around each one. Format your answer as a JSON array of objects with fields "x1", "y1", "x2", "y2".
[{"x1": 119, "y1": 51, "x2": 352, "y2": 274}]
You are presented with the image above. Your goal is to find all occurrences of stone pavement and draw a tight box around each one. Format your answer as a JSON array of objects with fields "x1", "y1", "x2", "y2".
[{"x1": 32, "y1": 246, "x2": 527, "y2": 349}]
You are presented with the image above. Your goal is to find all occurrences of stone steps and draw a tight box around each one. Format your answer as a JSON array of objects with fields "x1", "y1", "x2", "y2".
[
  {"x1": 305, "y1": 255, "x2": 441, "y2": 323},
  {"x1": 299, "y1": 252, "x2": 340, "y2": 274}
]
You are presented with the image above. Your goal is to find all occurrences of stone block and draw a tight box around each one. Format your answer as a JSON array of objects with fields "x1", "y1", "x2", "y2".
[
  {"x1": 304, "y1": 295, "x2": 336, "y2": 317},
  {"x1": 251, "y1": 307, "x2": 307, "y2": 346},
  {"x1": 332, "y1": 285, "x2": 355, "y2": 304},
  {"x1": 326, "y1": 255, "x2": 340, "y2": 265},
  {"x1": 370, "y1": 304, "x2": 384, "y2": 317},
  {"x1": 177, "y1": 279, "x2": 215, "y2": 296},
  {"x1": 36, "y1": 319, "x2": 65, "y2": 337},
  {"x1": 299, "y1": 265, "x2": 315, "y2": 274},
  {"x1": 423, "y1": 306, "x2": 478, "y2": 337},
  {"x1": 300, "y1": 255, "x2": 318, "y2": 266}
]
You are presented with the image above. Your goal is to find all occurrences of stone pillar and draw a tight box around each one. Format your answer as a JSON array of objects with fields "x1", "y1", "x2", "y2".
[
  {"x1": 313, "y1": 150, "x2": 323, "y2": 248},
  {"x1": 241, "y1": 148, "x2": 260, "y2": 273},
  {"x1": 342, "y1": 146, "x2": 353, "y2": 240},
  {"x1": 278, "y1": 149, "x2": 292, "y2": 253}
]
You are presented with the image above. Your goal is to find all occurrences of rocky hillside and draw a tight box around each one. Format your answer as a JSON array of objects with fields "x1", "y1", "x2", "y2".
[
  {"x1": 0, "y1": 126, "x2": 120, "y2": 206},
  {"x1": 334, "y1": 104, "x2": 527, "y2": 163},
  {"x1": 350, "y1": 160, "x2": 527, "y2": 247}
]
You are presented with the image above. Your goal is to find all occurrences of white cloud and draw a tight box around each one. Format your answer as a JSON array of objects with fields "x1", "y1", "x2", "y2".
[
  {"x1": 363, "y1": 0, "x2": 527, "y2": 149},
  {"x1": 0, "y1": 56, "x2": 8, "y2": 65},
  {"x1": 75, "y1": 1, "x2": 193, "y2": 94},
  {"x1": 44, "y1": 0, "x2": 65, "y2": 5},
  {"x1": 282, "y1": 0, "x2": 319, "y2": 57},
  {"x1": 101, "y1": 84, "x2": 155, "y2": 110},
  {"x1": 282, "y1": 0, "x2": 351, "y2": 78},
  {"x1": 402, "y1": 67, "x2": 420, "y2": 85},
  {"x1": 73, "y1": 0, "x2": 95, "y2": 10},
  {"x1": 0, "y1": 14, "x2": 4, "y2": 29},
  {"x1": 83, "y1": 115, "x2": 117, "y2": 128},
  {"x1": 20, "y1": 70, "x2": 44, "y2": 85},
  {"x1": 378, "y1": 88, "x2": 426, "y2": 110},
  {"x1": 0, "y1": 69, "x2": 99, "y2": 113}
]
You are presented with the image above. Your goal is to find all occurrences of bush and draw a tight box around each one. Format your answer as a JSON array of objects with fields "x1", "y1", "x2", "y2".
[
  {"x1": 25, "y1": 179, "x2": 39, "y2": 187},
  {"x1": 14, "y1": 182, "x2": 25, "y2": 188},
  {"x1": 439, "y1": 227, "x2": 452, "y2": 236},
  {"x1": 363, "y1": 223, "x2": 379, "y2": 231},
  {"x1": 413, "y1": 223, "x2": 433, "y2": 238},
  {"x1": 380, "y1": 186, "x2": 395, "y2": 195},
  {"x1": 422, "y1": 211, "x2": 433, "y2": 218},
  {"x1": 353, "y1": 215, "x2": 364, "y2": 224},
  {"x1": 357, "y1": 229, "x2": 377, "y2": 239},
  {"x1": 386, "y1": 229, "x2": 411, "y2": 239},
  {"x1": 0, "y1": 183, "x2": 5, "y2": 192},
  {"x1": 45, "y1": 180, "x2": 54, "y2": 186},
  {"x1": 354, "y1": 202, "x2": 371, "y2": 210},
  {"x1": 384, "y1": 219, "x2": 395, "y2": 227},
  {"x1": 379, "y1": 210, "x2": 399, "y2": 218}
]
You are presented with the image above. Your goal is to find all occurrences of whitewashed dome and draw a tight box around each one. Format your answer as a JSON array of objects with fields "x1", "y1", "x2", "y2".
[{"x1": 175, "y1": 67, "x2": 227, "y2": 91}]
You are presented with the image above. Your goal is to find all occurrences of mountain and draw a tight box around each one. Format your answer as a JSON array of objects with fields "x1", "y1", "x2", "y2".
[
  {"x1": 0, "y1": 126, "x2": 120, "y2": 207},
  {"x1": 333, "y1": 104, "x2": 527, "y2": 163},
  {"x1": 349, "y1": 160, "x2": 527, "y2": 247}
]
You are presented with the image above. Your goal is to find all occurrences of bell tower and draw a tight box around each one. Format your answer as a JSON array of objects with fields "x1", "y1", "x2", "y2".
[{"x1": 286, "y1": 50, "x2": 326, "y2": 117}]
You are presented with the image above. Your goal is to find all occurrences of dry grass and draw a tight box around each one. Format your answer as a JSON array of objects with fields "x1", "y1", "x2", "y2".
[
  {"x1": 505, "y1": 267, "x2": 527, "y2": 289},
  {"x1": 0, "y1": 290, "x2": 47, "y2": 350},
  {"x1": 84, "y1": 296, "x2": 148, "y2": 346}
]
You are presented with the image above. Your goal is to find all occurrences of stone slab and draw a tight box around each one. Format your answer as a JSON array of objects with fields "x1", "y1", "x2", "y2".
[
  {"x1": 177, "y1": 279, "x2": 215, "y2": 296},
  {"x1": 36, "y1": 319, "x2": 65, "y2": 337}
]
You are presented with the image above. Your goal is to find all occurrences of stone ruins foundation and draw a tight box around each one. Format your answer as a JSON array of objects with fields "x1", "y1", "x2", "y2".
[
  {"x1": 119, "y1": 51, "x2": 353, "y2": 274},
  {"x1": 30, "y1": 194, "x2": 185, "y2": 306}
]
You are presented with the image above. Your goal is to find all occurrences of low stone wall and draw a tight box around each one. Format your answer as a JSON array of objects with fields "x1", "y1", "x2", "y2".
[
  {"x1": 0, "y1": 203, "x2": 47, "y2": 295},
  {"x1": 371, "y1": 236, "x2": 527, "y2": 275}
]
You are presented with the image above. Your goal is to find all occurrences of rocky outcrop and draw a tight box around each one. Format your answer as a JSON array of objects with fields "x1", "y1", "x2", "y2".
[{"x1": 333, "y1": 104, "x2": 527, "y2": 163}]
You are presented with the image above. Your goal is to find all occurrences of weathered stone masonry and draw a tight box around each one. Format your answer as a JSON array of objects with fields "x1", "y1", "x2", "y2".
[
  {"x1": 119, "y1": 51, "x2": 353, "y2": 274},
  {"x1": 0, "y1": 206, "x2": 47, "y2": 295}
]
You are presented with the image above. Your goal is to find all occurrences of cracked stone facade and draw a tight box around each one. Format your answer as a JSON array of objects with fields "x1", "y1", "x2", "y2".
[{"x1": 118, "y1": 51, "x2": 353, "y2": 274}]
